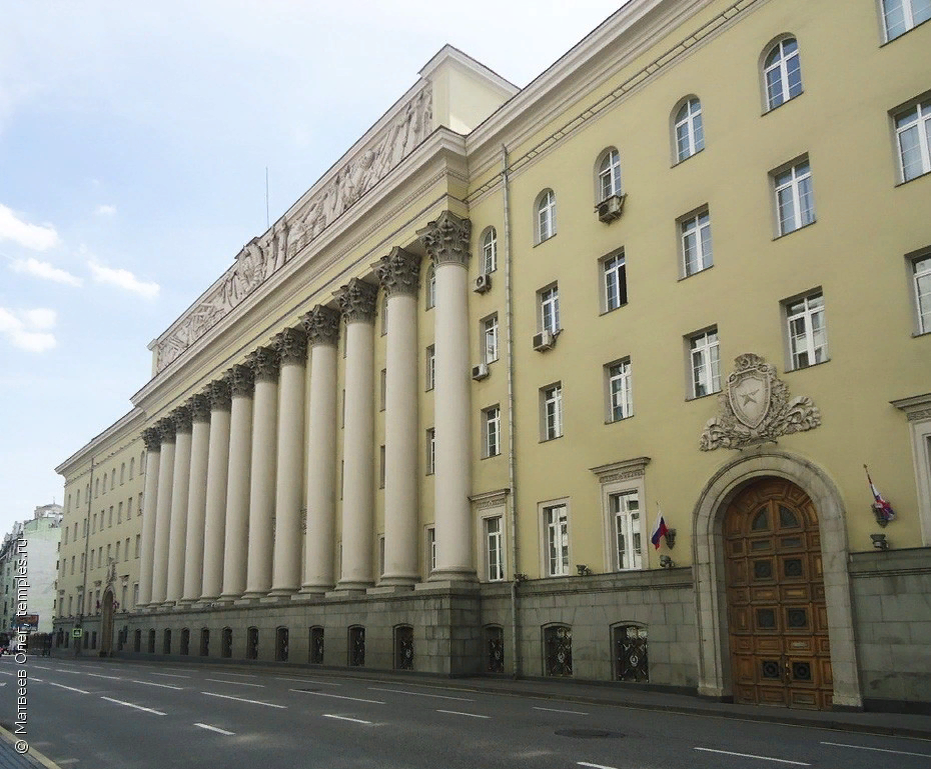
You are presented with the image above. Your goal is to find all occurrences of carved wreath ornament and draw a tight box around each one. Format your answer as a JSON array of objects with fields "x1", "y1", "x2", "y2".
[{"x1": 699, "y1": 353, "x2": 821, "y2": 451}]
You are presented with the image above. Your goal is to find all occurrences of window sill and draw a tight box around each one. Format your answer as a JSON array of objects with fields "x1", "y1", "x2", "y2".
[
  {"x1": 913, "y1": 330, "x2": 931, "y2": 338},
  {"x1": 880, "y1": 18, "x2": 931, "y2": 46},
  {"x1": 671, "y1": 147, "x2": 705, "y2": 168},
  {"x1": 773, "y1": 219, "x2": 817, "y2": 240},
  {"x1": 540, "y1": 435, "x2": 564, "y2": 444},
  {"x1": 678, "y1": 264, "x2": 714, "y2": 282},
  {"x1": 784, "y1": 358, "x2": 831, "y2": 374},
  {"x1": 761, "y1": 91, "x2": 804, "y2": 117},
  {"x1": 480, "y1": 452, "x2": 502, "y2": 461},
  {"x1": 605, "y1": 415, "x2": 634, "y2": 425},
  {"x1": 685, "y1": 390, "x2": 721, "y2": 402},
  {"x1": 534, "y1": 234, "x2": 557, "y2": 247},
  {"x1": 599, "y1": 303, "x2": 629, "y2": 317},
  {"x1": 895, "y1": 169, "x2": 931, "y2": 187}
]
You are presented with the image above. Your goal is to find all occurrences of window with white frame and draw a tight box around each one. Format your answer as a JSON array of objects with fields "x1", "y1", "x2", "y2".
[
  {"x1": 883, "y1": 0, "x2": 931, "y2": 40},
  {"x1": 484, "y1": 516, "x2": 505, "y2": 581},
  {"x1": 426, "y1": 526, "x2": 436, "y2": 572},
  {"x1": 785, "y1": 292, "x2": 828, "y2": 369},
  {"x1": 483, "y1": 405, "x2": 501, "y2": 458},
  {"x1": 425, "y1": 265, "x2": 436, "y2": 309},
  {"x1": 379, "y1": 368, "x2": 387, "y2": 411},
  {"x1": 541, "y1": 383, "x2": 563, "y2": 441},
  {"x1": 425, "y1": 345, "x2": 435, "y2": 391},
  {"x1": 539, "y1": 284, "x2": 560, "y2": 333},
  {"x1": 536, "y1": 189, "x2": 556, "y2": 242},
  {"x1": 763, "y1": 37, "x2": 802, "y2": 110},
  {"x1": 597, "y1": 149, "x2": 622, "y2": 201},
  {"x1": 482, "y1": 314, "x2": 499, "y2": 363},
  {"x1": 895, "y1": 98, "x2": 931, "y2": 182},
  {"x1": 612, "y1": 490, "x2": 642, "y2": 570},
  {"x1": 674, "y1": 98, "x2": 704, "y2": 162},
  {"x1": 606, "y1": 359, "x2": 633, "y2": 422},
  {"x1": 602, "y1": 251, "x2": 627, "y2": 312},
  {"x1": 425, "y1": 428, "x2": 435, "y2": 475},
  {"x1": 543, "y1": 503, "x2": 569, "y2": 577},
  {"x1": 481, "y1": 227, "x2": 497, "y2": 273},
  {"x1": 689, "y1": 328, "x2": 721, "y2": 398},
  {"x1": 912, "y1": 253, "x2": 931, "y2": 334},
  {"x1": 680, "y1": 209, "x2": 713, "y2": 276},
  {"x1": 773, "y1": 158, "x2": 815, "y2": 235}
]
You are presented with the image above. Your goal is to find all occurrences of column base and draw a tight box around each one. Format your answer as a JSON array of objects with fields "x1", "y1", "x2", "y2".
[
  {"x1": 415, "y1": 579, "x2": 481, "y2": 594},
  {"x1": 325, "y1": 587, "x2": 368, "y2": 599},
  {"x1": 266, "y1": 587, "x2": 298, "y2": 598},
  {"x1": 216, "y1": 593, "x2": 241, "y2": 604},
  {"x1": 233, "y1": 596, "x2": 261, "y2": 605},
  {"x1": 176, "y1": 599, "x2": 197, "y2": 607},
  {"x1": 298, "y1": 584, "x2": 332, "y2": 596},
  {"x1": 239, "y1": 590, "x2": 268, "y2": 601},
  {"x1": 427, "y1": 568, "x2": 477, "y2": 584},
  {"x1": 378, "y1": 573, "x2": 419, "y2": 588},
  {"x1": 259, "y1": 594, "x2": 291, "y2": 604},
  {"x1": 367, "y1": 585, "x2": 414, "y2": 595}
]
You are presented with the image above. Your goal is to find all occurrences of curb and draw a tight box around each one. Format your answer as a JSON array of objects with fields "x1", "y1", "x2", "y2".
[{"x1": 0, "y1": 725, "x2": 60, "y2": 769}]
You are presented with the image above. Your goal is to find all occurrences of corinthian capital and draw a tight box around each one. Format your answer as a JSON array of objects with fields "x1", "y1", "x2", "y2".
[
  {"x1": 188, "y1": 394, "x2": 211, "y2": 423},
  {"x1": 335, "y1": 278, "x2": 378, "y2": 323},
  {"x1": 375, "y1": 247, "x2": 421, "y2": 298},
  {"x1": 301, "y1": 305, "x2": 341, "y2": 347},
  {"x1": 142, "y1": 427, "x2": 162, "y2": 452},
  {"x1": 417, "y1": 211, "x2": 471, "y2": 268},
  {"x1": 274, "y1": 327, "x2": 308, "y2": 366},
  {"x1": 204, "y1": 379, "x2": 232, "y2": 411},
  {"x1": 171, "y1": 404, "x2": 193, "y2": 433},
  {"x1": 226, "y1": 364, "x2": 255, "y2": 398},
  {"x1": 247, "y1": 345, "x2": 280, "y2": 382},
  {"x1": 156, "y1": 418, "x2": 176, "y2": 444}
]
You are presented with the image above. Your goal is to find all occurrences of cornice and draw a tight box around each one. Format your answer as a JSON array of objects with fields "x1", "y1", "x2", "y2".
[
  {"x1": 54, "y1": 408, "x2": 146, "y2": 477},
  {"x1": 891, "y1": 392, "x2": 931, "y2": 421},
  {"x1": 590, "y1": 456, "x2": 652, "y2": 483}
]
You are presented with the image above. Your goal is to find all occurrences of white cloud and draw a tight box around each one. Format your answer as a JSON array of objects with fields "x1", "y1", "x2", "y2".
[
  {"x1": 0, "y1": 307, "x2": 57, "y2": 352},
  {"x1": 10, "y1": 257, "x2": 83, "y2": 286},
  {"x1": 95, "y1": 204, "x2": 117, "y2": 216},
  {"x1": 0, "y1": 204, "x2": 59, "y2": 251},
  {"x1": 88, "y1": 260, "x2": 159, "y2": 299}
]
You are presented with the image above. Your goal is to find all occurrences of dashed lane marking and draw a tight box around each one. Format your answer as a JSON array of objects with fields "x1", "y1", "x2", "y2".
[
  {"x1": 130, "y1": 679, "x2": 184, "y2": 690},
  {"x1": 150, "y1": 672, "x2": 190, "y2": 678},
  {"x1": 86, "y1": 673, "x2": 122, "y2": 680},
  {"x1": 436, "y1": 709, "x2": 490, "y2": 719},
  {"x1": 289, "y1": 690, "x2": 385, "y2": 704},
  {"x1": 205, "y1": 678, "x2": 265, "y2": 687},
  {"x1": 195, "y1": 723, "x2": 236, "y2": 736},
  {"x1": 534, "y1": 706, "x2": 589, "y2": 715},
  {"x1": 368, "y1": 687, "x2": 474, "y2": 701},
  {"x1": 101, "y1": 696, "x2": 166, "y2": 715},
  {"x1": 820, "y1": 741, "x2": 931, "y2": 758},
  {"x1": 208, "y1": 671, "x2": 255, "y2": 677},
  {"x1": 694, "y1": 747, "x2": 809, "y2": 766},
  {"x1": 577, "y1": 763, "x2": 618, "y2": 769},
  {"x1": 47, "y1": 682, "x2": 90, "y2": 694},
  {"x1": 275, "y1": 676, "x2": 341, "y2": 686},
  {"x1": 323, "y1": 715, "x2": 373, "y2": 725},
  {"x1": 201, "y1": 691, "x2": 286, "y2": 709}
]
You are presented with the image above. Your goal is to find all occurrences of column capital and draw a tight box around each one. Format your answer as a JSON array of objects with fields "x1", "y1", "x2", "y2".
[
  {"x1": 142, "y1": 427, "x2": 162, "y2": 452},
  {"x1": 418, "y1": 211, "x2": 472, "y2": 268},
  {"x1": 247, "y1": 346, "x2": 280, "y2": 382},
  {"x1": 204, "y1": 379, "x2": 232, "y2": 411},
  {"x1": 335, "y1": 278, "x2": 378, "y2": 323},
  {"x1": 374, "y1": 247, "x2": 421, "y2": 298},
  {"x1": 301, "y1": 305, "x2": 341, "y2": 347},
  {"x1": 156, "y1": 417, "x2": 176, "y2": 444},
  {"x1": 188, "y1": 394, "x2": 211, "y2": 423},
  {"x1": 226, "y1": 363, "x2": 255, "y2": 398},
  {"x1": 274, "y1": 327, "x2": 308, "y2": 366},
  {"x1": 171, "y1": 404, "x2": 193, "y2": 434}
]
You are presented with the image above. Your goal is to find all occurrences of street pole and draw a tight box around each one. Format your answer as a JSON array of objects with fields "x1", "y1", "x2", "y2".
[{"x1": 76, "y1": 457, "x2": 94, "y2": 657}]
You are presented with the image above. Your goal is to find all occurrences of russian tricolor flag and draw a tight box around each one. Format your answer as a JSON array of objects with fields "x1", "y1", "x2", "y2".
[{"x1": 651, "y1": 507, "x2": 669, "y2": 550}]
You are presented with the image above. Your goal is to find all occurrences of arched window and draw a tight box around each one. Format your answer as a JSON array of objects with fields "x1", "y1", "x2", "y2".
[
  {"x1": 480, "y1": 227, "x2": 497, "y2": 274},
  {"x1": 163, "y1": 628, "x2": 171, "y2": 655},
  {"x1": 613, "y1": 623, "x2": 649, "y2": 682},
  {"x1": 95, "y1": 478, "x2": 100, "y2": 497},
  {"x1": 147, "y1": 629, "x2": 156, "y2": 654},
  {"x1": 276, "y1": 627, "x2": 289, "y2": 662},
  {"x1": 535, "y1": 189, "x2": 557, "y2": 243},
  {"x1": 180, "y1": 628, "x2": 190, "y2": 656},
  {"x1": 246, "y1": 627, "x2": 259, "y2": 660},
  {"x1": 120, "y1": 463, "x2": 125, "y2": 485},
  {"x1": 140, "y1": 450, "x2": 145, "y2": 472},
  {"x1": 309, "y1": 626, "x2": 324, "y2": 664},
  {"x1": 200, "y1": 628, "x2": 210, "y2": 656},
  {"x1": 221, "y1": 627, "x2": 233, "y2": 658},
  {"x1": 111, "y1": 469, "x2": 116, "y2": 488},
  {"x1": 129, "y1": 457, "x2": 135, "y2": 480},
  {"x1": 394, "y1": 625, "x2": 414, "y2": 670},
  {"x1": 484, "y1": 625, "x2": 504, "y2": 673},
  {"x1": 425, "y1": 265, "x2": 436, "y2": 310},
  {"x1": 596, "y1": 150, "x2": 622, "y2": 202},
  {"x1": 543, "y1": 624, "x2": 573, "y2": 676},
  {"x1": 673, "y1": 98, "x2": 704, "y2": 162},
  {"x1": 763, "y1": 37, "x2": 802, "y2": 110},
  {"x1": 349, "y1": 625, "x2": 366, "y2": 667}
]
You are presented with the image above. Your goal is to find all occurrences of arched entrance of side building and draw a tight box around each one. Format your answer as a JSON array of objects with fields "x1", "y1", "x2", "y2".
[
  {"x1": 100, "y1": 589, "x2": 115, "y2": 657},
  {"x1": 692, "y1": 449, "x2": 861, "y2": 710}
]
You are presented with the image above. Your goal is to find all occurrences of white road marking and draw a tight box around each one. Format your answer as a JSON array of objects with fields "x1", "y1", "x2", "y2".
[
  {"x1": 578, "y1": 763, "x2": 619, "y2": 769},
  {"x1": 534, "y1": 706, "x2": 588, "y2": 715},
  {"x1": 290, "y1": 690, "x2": 385, "y2": 704},
  {"x1": 323, "y1": 714, "x2": 373, "y2": 725},
  {"x1": 87, "y1": 673, "x2": 122, "y2": 680},
  {"x1": 201, "y1": 691, "x2": 286, "y2": 709},
  {"x1": 53, "y1": 669, "x2": 84, "y2": 675},
  {"x1": 210, "y1": 671, "x2": 255, "y2": 677},
  {"x1": 56, "y1": 759, "x2": 80, "y2": 765},
  {"x1": 31, "y1": 665, "x2": 53, "y2": 670},
  {"x1": 821, "y1": 741, "x2": 931, "y2": 758},
  {"x1": 368, "y1": 686, "x2": 474, "y2": 701},
  {"x1": 151, "y1": 672, "x2": 190, "y2": 679},
  {"x1": 275, "y1": 676, "x2": 341, "y2": 686},
  {"x1": 436, "y1": 709, "x2": 490, "y2": 719},
  {"x1": 195, "y1": 723, "x2": 236, "y2": 736},
  {"x1": 694, "y1": 747, "x2": 809, "y2": 766},
  {"x1": 47, "y1": 682, "x2": 90, "y2": 694},
  {"x1": 30, "y1": 677, "x2": 43, "y2": 682},
  {"x1": 0, "y1": 671, "x2": 13, "y2": 676},
  {"x1": 101, "y1": 696, "x2": 166, "y2": 716},
  {"x1": 205, "y1": 678, "x2": 265, "y2": 687},
  {"x1": 130, "y1": 679, "x2": 184, "y2": 690}
]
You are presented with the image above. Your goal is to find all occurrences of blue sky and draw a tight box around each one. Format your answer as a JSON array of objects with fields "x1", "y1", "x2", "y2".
[{"x1": 0, "y1": 1, "x2": 627, "y2": 534}]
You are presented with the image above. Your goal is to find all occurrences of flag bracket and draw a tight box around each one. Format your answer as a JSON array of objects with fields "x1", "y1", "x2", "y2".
[{"x1": 872, "y1": 504, "x2": 891, "y2": 528}]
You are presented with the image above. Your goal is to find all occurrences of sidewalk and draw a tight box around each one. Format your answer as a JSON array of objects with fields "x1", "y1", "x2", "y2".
[{"x1": 0, "y1": 728, "x2": 56, "y2": 769}]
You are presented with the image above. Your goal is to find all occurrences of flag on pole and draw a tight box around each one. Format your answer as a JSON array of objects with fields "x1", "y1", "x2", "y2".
[
  {"x1": 651, "y1": 505, "x2": 669, "y2": 550},
  {"x1": 864, "y1": 465, "x2": 895, "y2": 523}
]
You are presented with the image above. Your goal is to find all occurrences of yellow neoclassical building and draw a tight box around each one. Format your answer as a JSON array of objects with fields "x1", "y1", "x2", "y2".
[{"x1": 54, "y1": 0, "x2": 931, "y2": 712}]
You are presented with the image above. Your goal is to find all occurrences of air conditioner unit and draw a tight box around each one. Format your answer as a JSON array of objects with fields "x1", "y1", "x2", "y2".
[
  {"x1": 471, "y1": 363, "x2": 490, "y2": 381},
  {"x1": 595, "y1": 193, "x2": 626, "y2": 223},
  {"x1": 532, "y1": 330, "x2": 556, "y2": 352},
  {"x1": 474, "y1": 273, "x2": 492, "y2": 293}
]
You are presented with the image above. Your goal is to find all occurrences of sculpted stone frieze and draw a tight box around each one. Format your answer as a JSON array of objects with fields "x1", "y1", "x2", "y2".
[
  {"x1": 153, "y1": 85, "x2": 432, "y2": 374},
  {"x1": 699, "y1": 353, "x2": 821, "y2": 451},
  {"x1": 171, "y1": 404, "x2": 193, "y2": 433},
  {"x1": 275, "y1": 327, "x2": 308, "y2": 366},
  {"x1": 247, "y1": 346, "x2": 280, "y2": 382},
  {"x1": 375, "y1": 247, "x2": 421, "y2": 297},
  {"x1": 204, "y1": 379, "x2": 232, "y2": 411},
  {"x1": 301, "y1": 305, "x2": 341, "y2": 347},
  {"x1": 418, "y1": 211, "x2": 472, "y2": 268},
  {"x1": 188, "y1": 394, "x2": 211, "y2": 423},
  {"x1": 335, "y1": 278, "x2": 378, "y2": 324},
  {"x1": 226, "y1": 364, "x2": 255, "y2": 398},
  {"x1": 142, "y1": 427, "x2": 162, "y2": 452}
]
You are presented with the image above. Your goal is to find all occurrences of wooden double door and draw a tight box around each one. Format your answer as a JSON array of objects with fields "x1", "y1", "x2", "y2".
[{"x1": 725, "y1": 478, "x2": 832, "y2": 710}]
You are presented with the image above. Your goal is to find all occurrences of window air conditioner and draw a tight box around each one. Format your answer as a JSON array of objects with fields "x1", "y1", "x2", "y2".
[
  {"x1": 471, "y1": 363, "x2": 490, "y2": 381},
  {"x1": 532, "y1": 330, "x2": 556, "y2": 351},
  {"x1": 595, "y1": 193, "x2": 626, "y2": 223},
  {"x1": 474, "y1": 273, "x2": 492, "y2": 293}
]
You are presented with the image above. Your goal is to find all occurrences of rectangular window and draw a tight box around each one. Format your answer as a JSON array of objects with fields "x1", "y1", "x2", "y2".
[
  {"x1": 606, "y1": 359, "x2": 633, "y2": 422},
  {"x1": 133, "y1": 583, "x2": 139, "y2": 609},
  {"x1": 680, "y1": 209, "x2": 713, "y2": 276},
  {"x1": 106, "y1": 544, "x2": 111, "y2": 562},
  {"x1": 118, "y1": 501, "x2": 123, "y2": 524},
  {"x1": 689, "y1": 328, "x2": 721, "y2": 398},
  {"x1": 379, "y1": 369, "x2": 387, "y2": 411},
  {"x1": 539, "y1": 284, "x2": 560, "y2": 333},
  {"x1": 127, "y1": 497, "x2": 133, "y2": 519},
  {"x1": 115, "y1": 541, "x2": 121, "y2": 561},
  {"x1": 482, "y1": 314, "x2": 499, "y2": 363},
  {"x1": 773, "y1": 158, "x2": 815, "y2": 235},
  {"x1": 482, "y1": 229, "x2": 497, "y2": 273},
  {"x1": 70, "y1": 556, "x2": 75, "y2": 575},
  {"x1": 611, "y1": 490, "x2": 642, "y2": 570},
  {"x1": 426, "y1": 526, "x2": 436, "y2": 572},
  {"x1": 108, "y1": 506, "x2": 113, "y2": 527},
  {"x1": 125, "y1": 537, "x2": 130, "y2": 561},
  {"x1": 883, "y1": 0, "x2": 931, "y2": 40},
  {"x1": 483, "y1": 405, "x2": 501, "y2": 458},
  {"x1": 381, "y1": 294, "x2": 388, "y2": 336},
  {"x1": 426, "y1": 428, "x2": 435, "y2": 475},
  {"x1": 895, "y1": 98, "x2": 931, "y2": 182},
  {"x1": 785, "y1": 292, "x2": 828, "y2": 369},
  {"x1": 135, "y1": 535, "x2": 141, "y2": 558},
  {"x1": 913, "y1": 253, "x2": 931, "y2": 333},
  {"x1": 378, "y1": 535, "x2": 385, "y2": 576},
  {"x1": 426, "y1": 267, "x2": 436, "y2": 310},
  {"x1": 541, "y1": 383, "x2": 563, "y2": 441},
  {"x1": 602, "y1": 251, "x2": 627, "y2": 311},
  {"x1": 425, "y1": 345, "x2": 436, "y2": 391},
  {"x1": 543, "y1": 504, "x2": 569, "y2": 577},
  {"x1": 379, "y1": 445, "x2": 386, "y2": 489},
  {"x1": 484, "y1": 516, "x2": 504, "y2": 581}
]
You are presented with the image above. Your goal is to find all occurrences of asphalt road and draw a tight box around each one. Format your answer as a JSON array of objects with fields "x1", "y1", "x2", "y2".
[{"x1": 1, "y1": 656, "x2": 930, "y2": 768}]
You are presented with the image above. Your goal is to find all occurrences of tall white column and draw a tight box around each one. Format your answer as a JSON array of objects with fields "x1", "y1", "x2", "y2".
[
  {"x1": 334, "y1": 278, "x2": 378, "y2": 591},
  {"x1": 181, "y1": 395, "x2": 210, "y2": 603},
  {"x1": 150, "y1": 418, "x2": 176, "y2": 605},
  {"x1": 375, "y1": 248, "x2": 421, "y2": 586},
  {"x1": 137, "y1": 428, "x2": 161, "y2": 607},
  {"x1": 299, "y1": 306, "x2": 340, "y2": 594},
  {"x1": 220, "y1": 365, "x2": 254, "y2": 601},
  {"x1": 165, "y1": 406, "x2": 193, "y2": 604},
  {"x1": 270, "y1": 327, "x2": 307, "y2": 597},
  {"x1": 419, "y1": 212, "x2": 476, "y2": 582},
  {"x1": 243, "y1": 346, "x2": 279, "y2": 599},
  {"x1": 200, "y1": 379, "x2": 231, "y2": 601}
]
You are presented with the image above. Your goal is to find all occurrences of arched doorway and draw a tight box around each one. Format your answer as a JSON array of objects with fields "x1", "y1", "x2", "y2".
[
  {"x1": 100, "y1": 590, "x2": 115, "y2": 656},
  {"x1": 725, "y1": 478, "x2": 830, "y2": 709}
]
